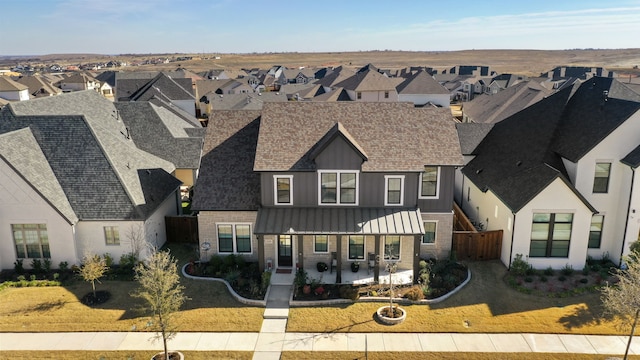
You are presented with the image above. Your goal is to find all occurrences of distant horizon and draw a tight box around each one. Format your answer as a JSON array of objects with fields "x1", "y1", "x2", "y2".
[{"x1": 2, "y1": 0, "x2": 640, "y2": 55}]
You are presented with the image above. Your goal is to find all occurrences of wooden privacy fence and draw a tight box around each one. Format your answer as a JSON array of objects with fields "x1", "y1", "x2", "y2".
[
  {"x1": 165, "y1": 216, "x2": 198, "y2": 244},
  {"x1": 452, "y1": 230, "x2": 503, "y2": 261}
]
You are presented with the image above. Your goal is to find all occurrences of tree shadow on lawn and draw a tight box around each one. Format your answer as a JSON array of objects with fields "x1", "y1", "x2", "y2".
[{"x1": 430, "y1": 260, "x2": 605, "y2": 325}]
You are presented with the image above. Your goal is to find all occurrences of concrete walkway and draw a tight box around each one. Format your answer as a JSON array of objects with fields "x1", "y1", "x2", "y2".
[{"x1": 1, "y1": 331, "x2": 638, "y2": 355}]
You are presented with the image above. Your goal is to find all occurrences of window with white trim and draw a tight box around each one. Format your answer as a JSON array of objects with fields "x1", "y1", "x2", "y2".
[
  {"x1": 422, "y1": 222, "x2": 437, "y2": 244},
  {"x1": 274, "y1": 175, "x2": 293, "y2": 205},
  {"x1": 319, "y1": 170, "x2": 358, "y2": 205},
  {"x1": 419, "y1": 166, "x2": 440, "y2": 198},
  {"x1": 348, "y1": 235, "x2": 365, "y2": 260},
  {"x1": 104, "y1": 226, "x2": 120, "y2": 245},
  {"x1": 384, "y1": 235, "x2": 400, "y2": 260},
  {"x1": 314, "y1": 235, "x2": 328, "y2": 253},
  {"x1": 384, "y1": 175, "x2": 404, "y2": 206},
  {"x1": 217, "y1": 224, "x2": 252, "y2": 253},
  {"x1": 12, "y1": 224, "x2": 50, "y2": 259}
]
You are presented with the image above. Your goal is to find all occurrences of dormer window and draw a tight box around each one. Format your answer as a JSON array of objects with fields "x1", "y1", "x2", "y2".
[
  {"x1": 319, "y1": 170, "x2": 358, "y2": 205},
  {"x1": 419, "y1": 166, "x2": 440, "y2": 199},
  {"x1": 274, "y1": 175, "x2": 293, "y2": 205}
]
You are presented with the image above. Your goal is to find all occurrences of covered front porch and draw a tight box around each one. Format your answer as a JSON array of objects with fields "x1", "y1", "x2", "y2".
[{"x1": 254, "y1": 207, "x2": 425, "y2": 284}]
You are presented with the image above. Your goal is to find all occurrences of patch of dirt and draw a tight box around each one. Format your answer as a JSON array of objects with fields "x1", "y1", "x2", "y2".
[{"x1": 506, "y1": 267, "x2": 618, "y2": 297}]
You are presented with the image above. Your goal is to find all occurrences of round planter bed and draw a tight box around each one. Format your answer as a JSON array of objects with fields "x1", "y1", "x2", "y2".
[{"x1": 376, "y1": 305, "x2": 406, "y2": 325}]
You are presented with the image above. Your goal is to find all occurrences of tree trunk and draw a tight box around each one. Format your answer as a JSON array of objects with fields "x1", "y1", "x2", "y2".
[{"x1": 624, "y1": 309, "x2": 639, "y2": 360}]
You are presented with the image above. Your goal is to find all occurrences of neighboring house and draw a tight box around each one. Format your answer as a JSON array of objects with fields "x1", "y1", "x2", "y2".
[
  {"x1": 396, "y1": 70, "x2": 451, "y2": 108},
  {"x1": 16, "y1": 75, "x2": 62, "y2": 98},
  {"x1": 58, "y1": 72, "x2": 99, "y2": 92},
  {"x1": 443, "y1": 65, "x2": 495, "y2": 77},
  {"x1": 0, "y1": 77, "x2": 30, "y2": 101},
  {"x1": 203, "y1": 92, "x2": 288, "y2": 113},
  {"x1": 117, "y1": 72, "x2": 196, "y2": 117},
  {"x1": 541, "y1": 66, "x2": 615, "y2": 80},
  {"x1": 0, "y1": 90, "x2": 182, "y2": 270},
  {"x1": 311, "y1": 87, "x2": 352, "y2": 102},
  {"x1": 192, "y1": 102, "x2": 463, "y2": 283},
  {"x1": 315, "y1": 66, "x2": 356, "y2": 93},
  {"x1": 456, "y1": 77, "x2": 640, "y2": 270},
  {"x1": 461, "y1": 80, "x2": 554, "y2": 123},
  {"x1": 333, "y1": 68, "x2": 401, "y2": 102},
  {"x1": 115, "y1": 101, "x2": 205, "y2": 196}
]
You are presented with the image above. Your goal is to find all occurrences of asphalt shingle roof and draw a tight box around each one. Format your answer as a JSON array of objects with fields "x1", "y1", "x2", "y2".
[
  {"x1": 191, "y1": 111, "x2": 262, "y2": 211},
  {"x1": 396, "y1": 70, "x2": 449, "y2": 95},
  {"x1": 455, "y1": 123, "x2": 495, "y2": 155},
  {"x1": 334, "y1": 68, "x2": 401, "y2": 92},
  {"x1": 255, "y1": 102, "x2": 463, "y2": 172},
  {"x1": 3, "y1": 91, "x2": 180, "y2": 220}
]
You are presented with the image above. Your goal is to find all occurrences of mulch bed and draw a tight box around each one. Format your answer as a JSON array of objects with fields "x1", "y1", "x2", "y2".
[{"x1": 80, "y1": 290, "x2": 111, "y2": 306}]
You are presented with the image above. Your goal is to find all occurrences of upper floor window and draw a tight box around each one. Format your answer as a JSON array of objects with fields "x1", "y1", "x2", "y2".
[
  {"x1": 384, "y1": 91, "x2": 389, "y2": 99},
  {"x1": 419, "y1": 166, "x2": 440, "y2": 198},
  {"x1": 588, "y1": 215, "x2": 604, "y2": 249},
  {"x1": 319, "y1": 170, "x2": 358, "y2": 205},
  {"x1": 357, "y1": 92, "x2": 362, "y2": 100},
  {"x1": 384, "y1": 175, "x2": 404, "y2": 206},
  {"x1": 529, "y1": 213, "x2": 573, "y2": 258},
  {"x1": 274, "y1": 175, "x2": 293, "y2": 205},
  {"x1": 12, "y1": 224, "x2": 50, "y2": 259},
  {"x1": 217, "y1": 224, "x2": 252, "y2": 254},
  {"x1": 593, "y1": 162, "x2": 611, "y2": 193},
  {"x1": 104, "y1": 226, "x2": 120, "y2": 245}
]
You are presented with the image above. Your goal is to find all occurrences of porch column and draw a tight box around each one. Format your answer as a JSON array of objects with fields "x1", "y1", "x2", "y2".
[
  {"x1": 374, "y1": 235, "x2": 380, "y2": 282},
  {"x1": 257, "y1": 235, "x2": 265, "y2": 271},
  {"x1": 413, "y1": 235, "x2": 421, "y2": 284},
  {"x1": 297, "y1": 235, "x2": 304, "y2": 270},
  {"x1": 336, "y1": 235, "x2": 342, "y2": 283}
]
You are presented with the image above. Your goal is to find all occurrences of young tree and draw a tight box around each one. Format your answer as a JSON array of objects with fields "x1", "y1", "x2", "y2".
[
  {"x1": 132, "y1": 250, "x2": 188, "y2": 360},
  {"x1": 78, "y1": 253, "x2": 109, "y2": 298},
  {"x1": 601, "y1": 246, "x2": 640, "y2": 360}
]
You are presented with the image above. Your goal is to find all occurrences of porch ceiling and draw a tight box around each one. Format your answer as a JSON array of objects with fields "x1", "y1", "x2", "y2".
[{"x1": 254, "y1": 207, "x2": 425, "y2": 235}]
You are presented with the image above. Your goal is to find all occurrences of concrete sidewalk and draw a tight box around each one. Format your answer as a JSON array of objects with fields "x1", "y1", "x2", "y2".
[{"x1": 1, "y1": 331, "x2": 638, "y2": 355}]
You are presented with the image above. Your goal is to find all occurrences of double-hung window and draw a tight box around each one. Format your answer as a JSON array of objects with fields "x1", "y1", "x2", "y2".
[
  {"x1": 384, "y1": 175, "x2": 404, "y2": 206},
  {"x1": 384, "y1": 236, "x2": 400, "y2": 260},
  {"x1": 422, "y1": 222, "x2": 437, "y2": 244},
  {"x1": 319, "y1": 170, "x2": 358, "y2": 205},
  {"x1": 217, "y1": 224, "x2": 252, "y2": 253},
  {"x1": 348, "y1": 235, "x2": 365, "y2": 260},
  {"x1": 314, "y1": 235, "x2": 328, "y2": 253},
  {"x1": 419, "y1": 166, "x2": 439, "y2": 198},
  {"x1": 104, "y1": 226, "x2": 120, "y2": 245},
  {"x1": 529, "y1": 213, "x2": 573, "y2": 258},
  {"x1": 12, "y1": 224, "x2": 50, "y2": 259},
  {"x1": 588, "y1": 215, "x2": 604, "y2": 249},
  {"x1": 274, "y1": 175, "x2": 293, "y2": 205},
  {"x1": 593, "y1": 162, "x2": 611, "y2": 193}
]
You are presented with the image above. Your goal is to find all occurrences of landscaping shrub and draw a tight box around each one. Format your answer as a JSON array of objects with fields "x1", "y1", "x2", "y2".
[
  {"x1": 13, "y1": 259, "x2": 24, "y2": 274},
  {"x1": 339, "y1": 285, "x2": 360, "y2": 300},
  {"x1": 582, "y1": 264, "x2": 590, "y2": 276},
  {"x1": 31, "y1": 259, "x2": 43, "y2": 274},
  {"x1": 58, "y1": 261, "x2": 69, "y2": 271},
  {"x1": 405, "y1": 286, "x2": 425, "y2": 301},
  {"x1": 102, "y1": 253, "x2": 114, "y2": 267},
  {"x1": 561, "y1": 264, "x2": 574, "y2": 276},
  {"x1": 510, "y1": 254, "x2": 530, "y2": 276},
  {"x1": 544, "y1": 267, "x2": 554, "y2": 276}
]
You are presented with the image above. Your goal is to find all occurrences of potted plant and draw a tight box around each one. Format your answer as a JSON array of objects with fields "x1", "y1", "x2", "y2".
[
  {"x1": 351, "y1": 261, "x2": 360, "y2": 272},
  {"x1": 316, "y1": 261, "x2": 328, "y2": 272}
]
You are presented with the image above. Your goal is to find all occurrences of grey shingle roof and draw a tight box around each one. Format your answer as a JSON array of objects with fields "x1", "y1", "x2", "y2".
[
  {"x1": 0, "y1": 128, "x2": 78, "y2": 224},
  {"x1": 314, "y1": 67, "x2": 356, "y2": 88},
  {"x1": 115, "y1": 102, "x2": 204, "y2": 169},
  {"x1": 207, "y1": 92, "x2": 288, "y2": 111},
  {"x1": 462, "y1": 77, "x2": 640, "y2": 212},
  {"x1": 0, "y1": 77, "x2": 28, "y2": 91},
  {"x1": 3, "y1": 91, "x2": 180, "y2": 220},
  {"x1": 126, "y1": 73, "x2": 194, "y2": 101},
  {"x1": 334, "y1": 68, "x2": 401, "y2": 92},
  {"x1": 255, "y1": 102, "x2": 463, "y2": 172},
  {"x1": 622, "y1": 145, "x2": 640, "y2": 169},
  {"x1": 396, "y1": 71, "x2": 449, "y2": 95},
  {"x1": 191, "y1": 110, "x2": 262, "y2": 211},
  {"x1": 16, "y1": 75, "x2": 61, "y2": 97},
  {"x1": 455, "y1": 123, "x2": 494, "y2": 155}
]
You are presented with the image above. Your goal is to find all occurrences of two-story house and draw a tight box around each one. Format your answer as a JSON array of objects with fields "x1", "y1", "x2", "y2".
[
  {"x1": 457, "y1": 77, "x2": 640, "y2": 270},
  {"x1": 192, "y1": 102, "x2": 462, "y2": 283}
]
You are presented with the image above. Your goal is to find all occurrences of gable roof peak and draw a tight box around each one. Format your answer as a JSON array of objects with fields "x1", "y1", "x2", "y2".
[{"x1": 309, "y1": 121, "x2": 368, "y2": 162}]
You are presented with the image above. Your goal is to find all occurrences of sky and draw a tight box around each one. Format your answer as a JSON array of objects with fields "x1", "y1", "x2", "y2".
[{"x1": 2, "y1": 0, "x2": 640, "y2": 55}]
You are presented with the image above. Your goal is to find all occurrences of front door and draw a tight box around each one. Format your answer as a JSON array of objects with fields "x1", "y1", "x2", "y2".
[{"x1": 278, "y1": 235, "x2": 293, "y2": 267}]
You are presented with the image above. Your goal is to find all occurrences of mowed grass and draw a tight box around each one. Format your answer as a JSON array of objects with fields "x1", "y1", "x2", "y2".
[
  {"x1": 288, "y1": 261, "x2": 625, "y2": 335},
  {"x1": 0, "y1": 242, "x2": 264, "y2": 332}
]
